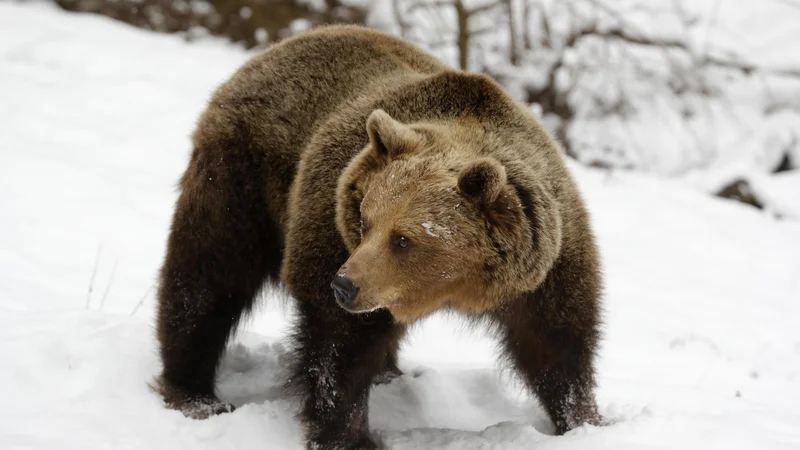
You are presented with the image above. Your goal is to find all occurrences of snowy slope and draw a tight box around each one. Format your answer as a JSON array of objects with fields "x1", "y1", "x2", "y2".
[{"x1": 1, "y1": 3, "x2": 800, "y2": 449}]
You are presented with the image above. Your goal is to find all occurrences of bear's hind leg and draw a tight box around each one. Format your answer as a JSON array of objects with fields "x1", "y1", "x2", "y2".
[{"x1": 155, "y1": 141, "x2": 282, "y2": 419}]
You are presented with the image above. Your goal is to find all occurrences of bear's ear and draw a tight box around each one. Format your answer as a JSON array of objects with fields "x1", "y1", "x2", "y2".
[
  {"x1": 457, "y1": 158, "x2": 507, "y2": 208},
  {"x1": 366, "y1": 109, "x2": 420, "y2": 159}
]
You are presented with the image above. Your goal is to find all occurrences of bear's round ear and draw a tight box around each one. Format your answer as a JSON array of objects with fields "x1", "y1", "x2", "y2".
[
  {"x1": 366, "y1": 109, "x2": 420, "y2": 159},
  {"x1": 457, "y1": 158, "x2": 507, "y2": 208}
]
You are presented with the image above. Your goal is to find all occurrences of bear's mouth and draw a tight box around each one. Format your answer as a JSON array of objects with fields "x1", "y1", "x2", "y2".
[
  {"x1": 337, "y1": 291, "x2": 392, "y2": 315},
  {"x1": 341, "y1": 302, "x2": 388, "y2": 314}
]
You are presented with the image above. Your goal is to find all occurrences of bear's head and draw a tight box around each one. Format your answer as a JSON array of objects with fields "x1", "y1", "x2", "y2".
[{"x1": 334, "y1": 109, "x2": 562, "y2": 322}]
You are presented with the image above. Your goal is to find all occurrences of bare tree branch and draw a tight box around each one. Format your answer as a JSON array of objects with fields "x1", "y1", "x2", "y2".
[
  {"x1": 701, "y1": 55, "x2": 800, "y2": 78},
  {"x1": 465, "y1": 1, "x2": 501, "y2": 18},
  {"x1": 502, "y1": 0, "x2": 519, "y2": 65}
]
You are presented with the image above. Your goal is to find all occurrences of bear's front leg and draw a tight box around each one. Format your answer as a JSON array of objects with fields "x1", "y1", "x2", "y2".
[
  {"x1": 525, "y1": 337, "x2": 602, "y2": 435},
  {"x1": 291, "y1": 299, "x2": 403, "y2": 450},
  {"x1": 495, "y1": 301, "x2": 602, "y2": 434},
  {"x1": 491, "y1": 262, "x2": 604, "y2": 435}
]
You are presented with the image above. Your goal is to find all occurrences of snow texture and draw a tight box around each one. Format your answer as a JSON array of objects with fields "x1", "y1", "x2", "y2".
[
  {"x1": 1, "y1": 3, "x2": 800, "y2": 449},
  {"x1": 382, "y1": 0, "x2": 800, "y2": 176},
  {"x1": 421, "y1": 222, "x2": 452, "y2": 241}
]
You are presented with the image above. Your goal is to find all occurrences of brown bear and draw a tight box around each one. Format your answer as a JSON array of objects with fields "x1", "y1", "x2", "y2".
[{"x1": 154, "y1": 24, "x2": 604, "y2": 449}]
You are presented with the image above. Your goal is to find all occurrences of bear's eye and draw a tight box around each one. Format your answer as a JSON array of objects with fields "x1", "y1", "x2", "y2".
[{"x1": 391, "y1": 234, "x2": 411, "y2": 250}]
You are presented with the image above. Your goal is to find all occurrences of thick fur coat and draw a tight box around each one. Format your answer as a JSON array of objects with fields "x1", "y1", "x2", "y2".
[{"x1": 155, "y1": 25, "x2": 604, "y2": 449}]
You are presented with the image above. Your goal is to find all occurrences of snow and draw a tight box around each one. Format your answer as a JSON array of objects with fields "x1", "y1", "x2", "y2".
[
  {"x1": 753, "y1": 171, "x2": 800, "y2": 219},
  {"x1": 386, "y1": 0, "x2": 800, "y2": 175},
  {"x1": 421, "y1": 222, "x2": 452, "y2": 241},
  {"x1": 2, "y1": 2, "x2": 800, "y2": 449}
]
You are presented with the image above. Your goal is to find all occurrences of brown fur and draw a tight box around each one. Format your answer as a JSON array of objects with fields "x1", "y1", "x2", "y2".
[{"x1": 155, "y1": 24, "x2": 603, "y2": 449}]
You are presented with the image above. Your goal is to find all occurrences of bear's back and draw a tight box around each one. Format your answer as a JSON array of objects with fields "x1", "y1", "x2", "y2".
[{"x1": 203, "y1": 26, "x2": 448, "y2": 153}]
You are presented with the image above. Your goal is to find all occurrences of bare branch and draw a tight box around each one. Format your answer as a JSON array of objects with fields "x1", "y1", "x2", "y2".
[
  {"x1": 86, "y1": 245, "x2": 102, "y2": 310},
  {"x1": 454, "y1": 0, "x2": 469, "y2": 70},
  {"x1": 130, "y1": 284, "x2": 154, "y2": 316},
  {"x1": 581, "y1": 26, "x2": 689, "y2": 50},
  {"x1": 503, "y1": 0, "x2": 519, "y2": 66},
  {"x1": 701, "y1": 55, "x2": 800, "y2": 78},
  {"x1": 465, "y1": 1, "x2": 502, "y2": 17}
]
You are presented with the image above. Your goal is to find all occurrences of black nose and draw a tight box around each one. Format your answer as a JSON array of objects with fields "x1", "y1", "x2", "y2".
[{"x1": 331, "y1": 274, "x2": 359, "y2": 308}]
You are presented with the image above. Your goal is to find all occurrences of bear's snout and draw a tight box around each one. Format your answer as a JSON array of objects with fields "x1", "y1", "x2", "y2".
[{"x1": 331, "y1": 274, "x2": 360, "y2": 309}]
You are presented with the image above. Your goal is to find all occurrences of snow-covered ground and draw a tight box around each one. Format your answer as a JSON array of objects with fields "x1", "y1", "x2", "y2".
[{"x1": 1, "y1": 3, "x2": 799, "y2": 449}]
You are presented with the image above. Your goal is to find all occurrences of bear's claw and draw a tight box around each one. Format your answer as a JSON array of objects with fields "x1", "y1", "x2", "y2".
[
  {"x1": 153, "y1": 378, "x2": 235, "y2": 420},
  {"x1": 177, "y1": 397, "x2": 236, "y2": 420}
]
